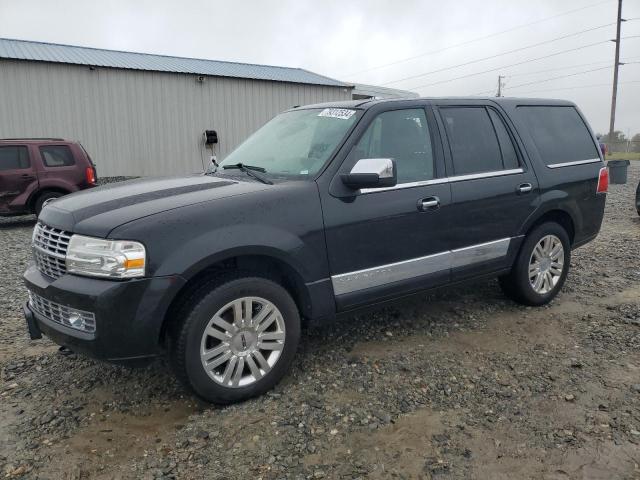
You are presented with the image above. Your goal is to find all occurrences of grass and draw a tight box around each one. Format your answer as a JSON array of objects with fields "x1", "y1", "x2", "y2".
[{"x1": 606, "y1": 152, "x2": 640, "y2": 161}]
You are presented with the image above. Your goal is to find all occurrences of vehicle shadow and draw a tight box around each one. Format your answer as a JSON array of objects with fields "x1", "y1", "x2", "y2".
[
  {"x1": 0, "y1": 216, "x2": 36, "y2": 229},
  {"x1": 304, "y1": 278, "x2": 505, "y2": 345}
]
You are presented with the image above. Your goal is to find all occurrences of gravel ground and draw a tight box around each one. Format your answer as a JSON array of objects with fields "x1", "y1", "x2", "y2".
[{"x1": 1, "y1": 166, "x2": 639, "y2": 479}]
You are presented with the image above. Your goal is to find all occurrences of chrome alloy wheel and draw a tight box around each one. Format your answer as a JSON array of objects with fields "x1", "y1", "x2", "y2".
[
  {"x1": 528, "y1": 234, "x2": 565, "y2": 295},
  {"x1": 200, "y1": 297, "x2": 286, "y2": 388}
]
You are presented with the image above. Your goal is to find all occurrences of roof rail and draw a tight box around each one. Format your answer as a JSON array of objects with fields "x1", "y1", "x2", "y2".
[{"x1": 0, "y1": 137, "x2": 66, "y2": 141}]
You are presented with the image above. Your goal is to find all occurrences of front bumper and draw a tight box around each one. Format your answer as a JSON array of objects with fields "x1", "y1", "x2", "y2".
[{"x1": 23, "y1": 264, "x2": 185, "y2": 362}]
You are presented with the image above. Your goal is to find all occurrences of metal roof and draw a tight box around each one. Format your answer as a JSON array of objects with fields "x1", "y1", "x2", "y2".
[
  {"x1": 351, "y1": 83, "x2": 419, "y2": 99},
  {"x1": 0, "y1": 37, "x2": 351, "y2": 88}
]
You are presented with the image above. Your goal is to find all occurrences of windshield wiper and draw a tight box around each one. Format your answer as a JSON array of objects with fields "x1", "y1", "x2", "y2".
[{"x1": 221, "y1": 163, "x2": 273, "y2": 185}]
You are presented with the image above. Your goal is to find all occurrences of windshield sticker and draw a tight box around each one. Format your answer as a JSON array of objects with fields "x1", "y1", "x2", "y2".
[{"x1": 318, "y1": 108, "x2": 356, "y2": 120}]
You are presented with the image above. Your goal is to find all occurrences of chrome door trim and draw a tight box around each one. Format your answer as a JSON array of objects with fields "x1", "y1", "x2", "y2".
[
  {"x1": 331, "y1": 251, "x2": 450, "y2": 296},
  {"x1": 359, "y1": 168, "x2": 524, "y2": 194},
  {"x1": 359, "y1": 177, "x2": 448, "y2": 194},
  {"x1": 546, "y1": 158, "x2": 602, "y2": 169},
  {"x1": 331, "y1": 237, "x2": 512, "y2": 296},
  {"x1": 450, "y1": 238, "x2": 510, "y2": 269},
  {"x1": 448, "y1": 168, "x2": 523, "y2": 183}
]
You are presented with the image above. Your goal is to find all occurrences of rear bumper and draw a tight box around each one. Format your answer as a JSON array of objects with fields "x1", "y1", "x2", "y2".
[{"x1": 23, "y1": 264, "x2": 185, "y2": 362}]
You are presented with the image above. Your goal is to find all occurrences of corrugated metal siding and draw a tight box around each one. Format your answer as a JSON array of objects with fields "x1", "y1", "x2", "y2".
[
  {"x1": 0, "y1": 38, "x2": 350, "y2": 87},
  {"x1": 0, "y1": 59, "x2": 352, "y2": 176}
]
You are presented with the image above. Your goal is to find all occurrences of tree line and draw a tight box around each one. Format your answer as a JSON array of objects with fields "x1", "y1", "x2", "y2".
[{"x1": 596, "y1": 131, "x2": 640, "y2": 153}]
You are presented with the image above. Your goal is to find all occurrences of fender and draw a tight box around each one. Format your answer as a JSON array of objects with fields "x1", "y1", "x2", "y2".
[
  {"x1": 518, "y1": 188, "x2": 581, "y2": 238},
  {"x1": 27, "y1": 179, "x2": 77, "y2": 210},
  {"x1": 153, "y1": 223, "x2": 316, "y2": 282},
  {"x1": 34, "y1": 177, "x2": 79, "y2": 193}
]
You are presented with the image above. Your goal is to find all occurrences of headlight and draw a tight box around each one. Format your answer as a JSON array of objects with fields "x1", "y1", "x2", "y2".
[{"x1": 66, "y1": 234, "x2": 146, "y2": 279}]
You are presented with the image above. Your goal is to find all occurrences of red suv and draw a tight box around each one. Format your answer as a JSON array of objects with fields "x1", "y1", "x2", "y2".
[{"x1": 0, "y1": 138, "x2": 97, "y2": 216}]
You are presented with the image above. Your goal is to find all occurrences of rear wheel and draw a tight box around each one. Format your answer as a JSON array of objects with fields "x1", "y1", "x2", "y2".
[
  {"x1": 499, "y1": 222, "x2": 571, "y2": 306},
  {"x1": 169, "y1": 275, "x2": 300, "y2": 404},
  {"x1": 34, "y1": 191, "x2": 63, "y2": 216}
]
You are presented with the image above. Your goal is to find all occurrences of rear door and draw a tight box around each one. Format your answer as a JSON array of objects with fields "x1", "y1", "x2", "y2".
[
  {"x1": 0, "y1": 145, "x2": 37, "y2": 213},
  {"x1": 434, "y1": 101, "x2": 539, "y2": 281}
]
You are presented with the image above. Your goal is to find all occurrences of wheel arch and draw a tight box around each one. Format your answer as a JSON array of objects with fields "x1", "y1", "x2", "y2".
[
  {"x1": 28, "y1": 187, "x2": 71, "y2": 212},
  {"x1": 521, "y1": 207, "x2": 577, "y2": 245},
  {"x1": 159, "y1": 251, "x2": 313, "y2": 347}
]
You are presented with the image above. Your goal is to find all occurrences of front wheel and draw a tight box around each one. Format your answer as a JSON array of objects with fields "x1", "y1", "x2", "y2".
[
  {"x1": 499, "y1": 222, "x2": 571, "y2": 306},
  {"x1": 169, "y1": 276, "x2": 301, "y2": 404}
]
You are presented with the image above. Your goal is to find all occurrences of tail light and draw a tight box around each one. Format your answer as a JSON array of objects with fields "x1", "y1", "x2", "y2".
[
  {"x1": 85, "y1": 167, "x2": 96, "y2": 185},
  {"x1": 596, "y1": 167, "x2": 608, "y2": 194}
]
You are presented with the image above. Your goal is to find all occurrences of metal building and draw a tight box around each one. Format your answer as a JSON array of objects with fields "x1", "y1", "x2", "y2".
[{"x1": 0, "y1": 38, "x2": 353, "y2": 177}]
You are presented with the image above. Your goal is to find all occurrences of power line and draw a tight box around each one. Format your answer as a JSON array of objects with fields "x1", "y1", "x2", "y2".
[
  {"x1": 472, "y1": 62, "x2": 640, "y2": 96},
  {"x1": 407, "y1": 40, "x2": 613, "y2": 92},
  {"x1": 505, "y1": 56, "x2": 640, "y2": 77},
  {"x1": 504, "y1": 60, "x2": 612, "y2": 77},
  {"x1": 471, "y1": 66, "x2": 613, "y2": 95},
  {"x1": 508, "y1": 65, "x2": 614, "y2": 90},
  {"x1": 346, "y1": 0, "x2": 614, "y2": 76},
  {"x1": 499, "y1": 80, "x2": 640, "y2": 96},
  {"x1": 381, "y1": 22, "x2": 618, "y2": 86}
]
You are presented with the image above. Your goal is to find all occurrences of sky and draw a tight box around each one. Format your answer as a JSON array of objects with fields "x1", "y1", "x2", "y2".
[{"x1": 0, "y1": 0, "x2": 639, "y2": 136}]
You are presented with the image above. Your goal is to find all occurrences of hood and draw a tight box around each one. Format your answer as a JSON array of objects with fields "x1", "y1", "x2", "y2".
[{"x1": 39, "y1": 175, "x2": 270, "y2": 237}]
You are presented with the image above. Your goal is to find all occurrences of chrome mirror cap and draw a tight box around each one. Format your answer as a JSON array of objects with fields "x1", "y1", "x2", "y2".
[
  {"x1": 340, "y1": 158, "x2": 397, "y2": 190},
  {"x1": 350, "y1": 158, "x2": 394, "y2": 178}
]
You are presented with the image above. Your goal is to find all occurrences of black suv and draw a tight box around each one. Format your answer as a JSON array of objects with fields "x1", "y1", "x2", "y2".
[{"x1": 23, "y1": 98, "x2": 608, "y2": 404}]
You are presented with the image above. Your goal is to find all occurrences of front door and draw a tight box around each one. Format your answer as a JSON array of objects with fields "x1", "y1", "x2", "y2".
[
  {"x1": 321, "y1": 104, "x2": 452, "y2": 310},
  {"x1": 0, "y1": 145, "x2": 38, "y2": 213},
  {"x1": 435, "y1": 102, "x2": 540, "y2": 281}
]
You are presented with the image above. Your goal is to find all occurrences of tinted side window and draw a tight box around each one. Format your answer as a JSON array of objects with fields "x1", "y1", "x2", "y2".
[
  {"x1": 349, "y1": 108, "x2": 434, "y2": 183},
  {"x1": 488, "y1": 109, "x2": 519, "y2": 170},
  {"x1": 40, "y1": 145, "x2": 75, "y2": 167},
  {"x1": 517, "y1": 106, "x2": 599, "y2": 165},
  {"x1": 0, "y1": 146, "x2": 30, "y2": 171},
  {"x1": 440, "y1": 107, "x2": 503, "y2": 175}
]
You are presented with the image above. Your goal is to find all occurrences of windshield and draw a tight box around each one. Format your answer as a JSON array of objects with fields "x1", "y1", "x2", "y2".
[{"x1": 218, "y1": 108, "x2": 359, "y2": 177}]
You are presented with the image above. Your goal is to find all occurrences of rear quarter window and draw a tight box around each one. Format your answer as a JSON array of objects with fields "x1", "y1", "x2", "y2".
[
  {"x1": 517, "y1": 106, "x2": 599, "y2": 166},
  {"x1": 40, "y1": 145, "x2": 75, "y2": 167}
]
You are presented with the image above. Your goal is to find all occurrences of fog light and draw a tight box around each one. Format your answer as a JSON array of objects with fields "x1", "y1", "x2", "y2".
[{"x1": 67, "y1": 312, "x2": 84, "y2": 329}]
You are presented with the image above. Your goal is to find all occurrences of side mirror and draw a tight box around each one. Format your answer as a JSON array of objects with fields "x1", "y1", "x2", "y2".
[{"x1": 341, "y1": 158, "x2": 397, "y2": 190}]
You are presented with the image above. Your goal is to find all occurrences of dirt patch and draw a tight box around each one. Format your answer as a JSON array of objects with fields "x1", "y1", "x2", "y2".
[
  {"x1": 304, "y1": 408, "x2": 453, "y2": 479},
  {"x1": 45, "y1": 401, "x2": 196, "y2": 480},
  {"x1": 349, "y1": 300, "x2": 578, "y2": 359}
]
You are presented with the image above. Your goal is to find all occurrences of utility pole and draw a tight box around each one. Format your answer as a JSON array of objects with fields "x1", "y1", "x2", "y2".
[
  {"x1": 608, "y1": 0, "x2": 623, "y2": 141},
  {"x1": 496, "y1": 75, "x2": 505, "y2": 97}
]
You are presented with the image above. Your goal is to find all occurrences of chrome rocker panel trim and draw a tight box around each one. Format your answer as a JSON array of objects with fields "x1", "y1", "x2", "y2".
[{"x1": 331, "y1": 237, "x2": 511, "y2": 296}]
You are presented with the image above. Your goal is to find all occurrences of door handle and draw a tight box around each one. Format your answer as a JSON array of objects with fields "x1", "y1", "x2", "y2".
[
  {"x1": 418, "y1": 196, "x2": 440, "y2": 211},
  {"x1": 20, "y1": 174, "x2": 35, "y2": 179},
  {"x1": 517, "y1": 183, "x2": 533, "y2": 194}
]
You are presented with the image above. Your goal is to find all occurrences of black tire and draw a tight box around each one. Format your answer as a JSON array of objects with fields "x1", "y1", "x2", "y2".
[
  {"x1": 169, "y1": 275, "x2": 301, "y2": 404},
  {"x1": 499, "y1": 222, "x2": 571, "y2": 306},
  {"x1": 34, "y1": 191, "x2": 63, "y2": 216}
]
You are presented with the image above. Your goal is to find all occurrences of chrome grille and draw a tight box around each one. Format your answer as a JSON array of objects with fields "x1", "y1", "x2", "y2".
[
  {"x1": 32, "y1": 223, "x2": 72, "y2": 279},
  {"x1": 28, "y1": 290, "x2": 96, "y2": 334}
]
